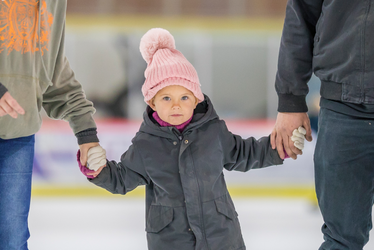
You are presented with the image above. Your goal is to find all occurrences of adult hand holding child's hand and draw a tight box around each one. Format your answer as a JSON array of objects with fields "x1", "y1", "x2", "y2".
[{"x1": 77, "y1": 145, "x2": 107, "y2": 179}]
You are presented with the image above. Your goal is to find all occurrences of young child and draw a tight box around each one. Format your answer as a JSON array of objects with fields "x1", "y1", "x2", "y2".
[{"x1": 77, "y1": 28, "x2": 306, "y2": 250}]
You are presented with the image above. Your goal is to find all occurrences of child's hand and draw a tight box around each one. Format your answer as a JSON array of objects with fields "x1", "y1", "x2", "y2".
[
  {"x1": 87, "y1": 145, "x2": 107, "y2": 171},
  {"x1": 290, "y1": 126, "x2": 307, "y2": 150}
]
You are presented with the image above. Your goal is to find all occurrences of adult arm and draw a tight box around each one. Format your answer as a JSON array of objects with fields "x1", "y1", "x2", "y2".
[
  {"x1": 271, "y1": 112, "x2": 311, "y2": 159},
  {"x1": 41, "y1": 25, "x2": 99, "y2": 165},
  {"x1": 272, "y1": 0, "x2": 323, "y2": 158}
]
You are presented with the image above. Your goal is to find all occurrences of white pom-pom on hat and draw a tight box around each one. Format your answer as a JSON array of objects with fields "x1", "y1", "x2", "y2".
[{"x1": 139, "y1": 28, "x2": 176, "y2": 64}]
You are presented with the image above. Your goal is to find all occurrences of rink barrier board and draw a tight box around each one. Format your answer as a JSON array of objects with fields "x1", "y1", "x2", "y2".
[{"x1": 33, "y1": 119, "x2": 316, "y2": 202}]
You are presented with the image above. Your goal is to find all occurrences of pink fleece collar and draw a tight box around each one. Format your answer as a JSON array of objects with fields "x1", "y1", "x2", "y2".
[{"x1": 152, "y1": 112, "x2": 192, "y2": 133}]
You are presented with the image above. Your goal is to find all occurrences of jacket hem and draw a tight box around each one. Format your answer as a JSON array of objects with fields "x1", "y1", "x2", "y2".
[
  {"x1": 320, "y1": 80, "x2": 342, "y2": 101},
  {"x1": 320, "y1": 80, "x2": 374, "y2": 104}
]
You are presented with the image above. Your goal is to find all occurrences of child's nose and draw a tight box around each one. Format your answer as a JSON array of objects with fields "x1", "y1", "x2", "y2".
[{"x1": 172, "y1": 102, "x2": 181, "y2": 109}]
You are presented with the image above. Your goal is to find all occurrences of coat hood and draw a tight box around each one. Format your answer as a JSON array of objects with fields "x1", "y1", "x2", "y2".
[{"x1": 139, "y1": 94, "x2": 219, "y2": 139}]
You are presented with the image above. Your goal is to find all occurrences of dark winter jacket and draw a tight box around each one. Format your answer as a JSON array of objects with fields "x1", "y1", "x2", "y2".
[
  {"x1": 90, "y1": 95, "x2": 283, "y2": 250},
  {"x1": 276, "y1": 0, "x2": 374, "y2": 112}
]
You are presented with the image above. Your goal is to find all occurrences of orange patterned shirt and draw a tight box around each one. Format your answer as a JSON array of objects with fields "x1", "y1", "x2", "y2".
[{"x1": 0, "y1": 0, "x2": 53, "y2": 55}]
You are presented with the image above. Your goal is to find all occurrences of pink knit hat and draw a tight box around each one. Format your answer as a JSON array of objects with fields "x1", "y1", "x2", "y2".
[{"x1": 139, "y1": 28, "x2": 204, "y2": 105}]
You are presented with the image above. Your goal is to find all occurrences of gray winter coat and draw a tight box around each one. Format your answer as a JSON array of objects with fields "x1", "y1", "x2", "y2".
[{"x1": 91, "y1": 96, "x2": 283, "y2": 250}]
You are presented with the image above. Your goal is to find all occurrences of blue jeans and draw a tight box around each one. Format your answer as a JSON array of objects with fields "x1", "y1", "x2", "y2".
[
  {"x1": 315, "y1": 108, "x2": 374, "y2": 250},
  {"x1": 0, "y1": 135, "x2": 35, "y2": 250}
]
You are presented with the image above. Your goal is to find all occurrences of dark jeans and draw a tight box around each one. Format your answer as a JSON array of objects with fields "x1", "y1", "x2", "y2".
[
  {"x1": 0, "y1": 135, "x2": 35, "y2": 250},
  {"x1": 315, "y1": 108, "x2": 374, "y2": 250}
]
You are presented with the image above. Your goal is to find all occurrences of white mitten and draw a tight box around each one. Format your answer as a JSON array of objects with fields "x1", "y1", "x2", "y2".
[
  {"x1": 291, "y1": 126, "x2": 307, "y2": 150},
  {"x1": 87, "y1": 145, "x2": 107, "y2": 171}
]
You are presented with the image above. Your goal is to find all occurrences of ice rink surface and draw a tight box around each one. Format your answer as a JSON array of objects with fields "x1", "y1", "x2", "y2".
[{"x1": 28, "y1": 196, "x2": 374, "y2": 250}]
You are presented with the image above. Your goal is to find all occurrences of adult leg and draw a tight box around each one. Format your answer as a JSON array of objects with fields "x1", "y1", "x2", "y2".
[
  {"x1": 315, "y1": 108, "x2": 374, "y2": 250},
  {"x1": 0, "y1": 135, "x2": 35, "y2": 250}
]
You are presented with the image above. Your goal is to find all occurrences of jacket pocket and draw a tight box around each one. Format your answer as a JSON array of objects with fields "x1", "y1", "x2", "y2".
[
  {"x1": 146, "y1": 205, "x2": 174, "y2": 233},
  {"x1": 214, "y1": 197, "x2": 238, "y2": 220}
]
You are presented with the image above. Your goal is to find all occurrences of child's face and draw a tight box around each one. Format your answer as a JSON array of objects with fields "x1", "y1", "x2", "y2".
[{"x1": 150, "y1": 85, "x2": 199, "y2": 125}]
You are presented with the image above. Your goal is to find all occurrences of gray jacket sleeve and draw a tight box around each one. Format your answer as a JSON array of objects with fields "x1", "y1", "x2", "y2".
[
  {"x1": 89, "y1": 144, "x2": 150, "y2": 195},
  {"x1": 276, "y1": 0, "x2": 324, "y2": 112},
  {"x1": 220, "y1": 122, "x2": 283, "y2": 172}
]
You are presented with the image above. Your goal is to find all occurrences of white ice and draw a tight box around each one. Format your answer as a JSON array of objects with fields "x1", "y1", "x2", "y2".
[{"x1": 28, "y1": 196, "x2": 374, "y2": 250}]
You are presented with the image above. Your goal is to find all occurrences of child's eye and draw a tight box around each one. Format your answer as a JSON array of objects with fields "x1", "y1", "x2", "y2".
[
  {"x1": 181, "y1": 96, "x2": 189, "y2": 100},
  {"x1": 163, "y1": 97, "x2": 171, "y2": 101}
]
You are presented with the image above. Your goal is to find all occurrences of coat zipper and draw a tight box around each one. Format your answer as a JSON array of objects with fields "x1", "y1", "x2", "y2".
[
  {"x1": 187, "y1": 144, "x2": 210, "y2": 249},
  {"x1": 171, "y1": 128, "x2": 183, "y2": 141},
  {"x1": 175, "y1": 127, "x2": 210, "y2": 249}
]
